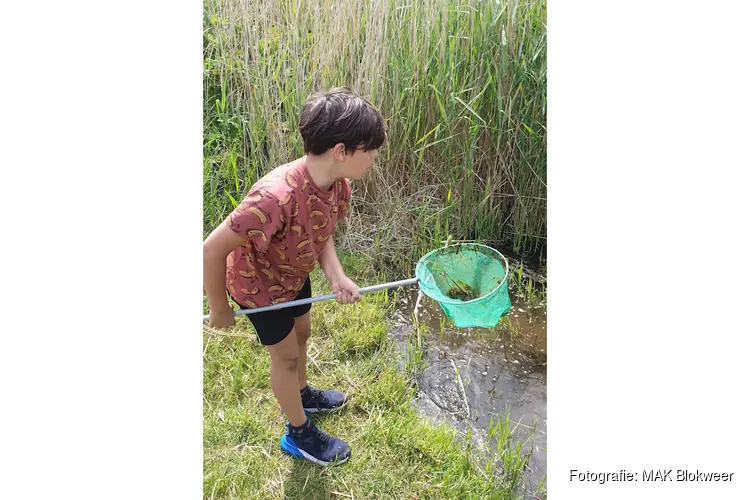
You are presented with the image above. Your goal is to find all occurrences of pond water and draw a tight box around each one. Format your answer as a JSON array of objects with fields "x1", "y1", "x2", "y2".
[{"x1": 389, "y1": 284, "x2": 547, "y2": 497}]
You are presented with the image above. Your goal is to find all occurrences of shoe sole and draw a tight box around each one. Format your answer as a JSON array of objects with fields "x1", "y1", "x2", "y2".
[{"x1": 279, "y1": 435, "x2": 350, "y2": 466}]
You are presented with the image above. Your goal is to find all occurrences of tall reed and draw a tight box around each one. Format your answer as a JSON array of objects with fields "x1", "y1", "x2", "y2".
[{"x1": 204, "y1": 0, "x2": 547, "y2": 274}]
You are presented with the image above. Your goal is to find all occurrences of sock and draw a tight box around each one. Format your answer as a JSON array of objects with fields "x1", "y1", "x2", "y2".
[
  {"x1": 300, "y1": 384, "x2": 310, "y2": 399},
  {"x1": 288, "y1": 418, "x2": 312, "y2": 438}
]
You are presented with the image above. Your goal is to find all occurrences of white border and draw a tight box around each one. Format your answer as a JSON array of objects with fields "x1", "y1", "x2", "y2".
[
  {"x1": 549, "y1": 0, "x2": 750, "y2": 498},
  {"x1": 2, "y1": 1, "x2": 203, "y2": 498}
]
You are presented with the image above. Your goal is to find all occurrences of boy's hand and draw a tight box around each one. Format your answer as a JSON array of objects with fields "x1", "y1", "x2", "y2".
[
  {"x1": 330, "y1": 274, "x2": 362, "y2": 305},
  {"x1": 208, "y1": 307, "x2": 236, "y2": 328}
]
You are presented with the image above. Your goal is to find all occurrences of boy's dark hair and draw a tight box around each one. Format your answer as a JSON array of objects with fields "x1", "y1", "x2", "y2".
[{"x1": 299, "y1": 87, "x2": 386, "y2": 155}]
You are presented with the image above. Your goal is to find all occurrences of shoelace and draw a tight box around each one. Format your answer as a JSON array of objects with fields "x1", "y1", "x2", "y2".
[
  {"x1": 305, "y1": 386, "x2": 324, "y2": 407},
  {"x1": 310, "y1": 424, "x2": 331, "y2": 446}
]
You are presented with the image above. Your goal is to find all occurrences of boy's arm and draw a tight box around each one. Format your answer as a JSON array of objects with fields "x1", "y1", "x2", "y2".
[
  {"x1": 318, "y1": 236, "x2": 345, "y2": 281},
  {"x1": 203, "y1": 223, "x2": 246, "y2": 326},
  {"x1": 318, "y1": 237, "x2": 361, "y2": 304}
]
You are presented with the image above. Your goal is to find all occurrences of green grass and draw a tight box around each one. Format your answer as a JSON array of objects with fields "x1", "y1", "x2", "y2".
[
  {"x1": 203, "y1": 0, "x2": 547, "y2": 273},
  {"x1": 203, "y1": 253, "x2": 533, "y2": 499},
  {"x1": 508, "y1": 262, "x2": 546, "y2": 307}
]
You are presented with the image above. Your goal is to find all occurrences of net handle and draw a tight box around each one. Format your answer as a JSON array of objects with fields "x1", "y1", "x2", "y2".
[{"x1": 202, "y1": 277, "x2": 418, "y2": 321}]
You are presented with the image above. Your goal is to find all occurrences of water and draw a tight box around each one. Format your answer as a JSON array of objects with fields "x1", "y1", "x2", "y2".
[{"x1": 389, "y1": 288, "x2": 547, "y2": 497}]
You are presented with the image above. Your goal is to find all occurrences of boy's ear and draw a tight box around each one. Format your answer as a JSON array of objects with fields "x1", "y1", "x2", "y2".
[{"x1": 332, "y1": 143, "x2": 347, "y2": 161}]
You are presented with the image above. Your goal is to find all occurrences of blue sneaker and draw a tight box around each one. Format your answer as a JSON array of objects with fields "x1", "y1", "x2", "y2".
[
  {"x1": 301, "y1": 385, "x2": 348, "y2": 414},
  {"x1": 280, "y1": 419, "x2": 351, "y2": 466}
]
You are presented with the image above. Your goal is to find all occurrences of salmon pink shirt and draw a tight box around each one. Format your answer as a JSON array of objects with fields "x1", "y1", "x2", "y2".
[{"x1": 225, "y1": 159, "x2": 351, "y2": 308}]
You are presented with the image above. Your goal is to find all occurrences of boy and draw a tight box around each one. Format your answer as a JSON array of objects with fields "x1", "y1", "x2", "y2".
[{"x1": 203, "y1": 87, "x2": 386, "y2": 466}]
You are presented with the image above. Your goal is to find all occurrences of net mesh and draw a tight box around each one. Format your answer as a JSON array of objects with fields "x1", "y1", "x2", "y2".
[{"x1": 415, "y1": 243, "x2": 511, "y2": 328}]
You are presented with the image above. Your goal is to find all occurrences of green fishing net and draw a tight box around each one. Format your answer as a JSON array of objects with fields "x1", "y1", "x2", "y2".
[{"x1": 416, "y1": 243, "x2": 511, "y2": 328}]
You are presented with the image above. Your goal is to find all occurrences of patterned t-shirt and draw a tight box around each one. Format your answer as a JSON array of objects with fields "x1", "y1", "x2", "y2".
[{"x1": 225, "y1": 158, "x2": 351, "y2": 308}]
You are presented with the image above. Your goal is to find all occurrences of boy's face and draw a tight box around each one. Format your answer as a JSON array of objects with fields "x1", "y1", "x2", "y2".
[{"x1": 339, "y1": 145, "x2": 378, "y2": 180}]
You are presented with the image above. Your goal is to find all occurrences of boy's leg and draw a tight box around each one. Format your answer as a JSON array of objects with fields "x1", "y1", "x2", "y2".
[
  {"x1": 294, "y1": 312, "x2": 311, "y2": 390},
  {"x1": 294, "y1": 311, "x2": 348, "y2": 413},
  {"x1": 271, "y1": 316, "x2": 351, "y2": 465},
  {"x1": 266, "y1": 326, "x2": 307, "y2": 427}
]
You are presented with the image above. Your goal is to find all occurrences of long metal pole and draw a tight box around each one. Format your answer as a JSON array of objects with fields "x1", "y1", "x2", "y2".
[{"x1": 202, "y1": 277, "x2": 418, "y2": 322}]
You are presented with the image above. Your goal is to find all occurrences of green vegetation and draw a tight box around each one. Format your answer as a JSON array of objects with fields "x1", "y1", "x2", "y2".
[{"x1": 204, "y1": 0, "x2": 547, "y2": 275}]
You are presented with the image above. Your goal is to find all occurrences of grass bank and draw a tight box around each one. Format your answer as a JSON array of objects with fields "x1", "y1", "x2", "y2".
[{"x1": 203, "y1": 253, "x2": 535, "y2": 498}]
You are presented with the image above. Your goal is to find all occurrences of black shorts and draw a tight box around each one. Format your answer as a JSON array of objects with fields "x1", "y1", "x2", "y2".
[{"x1": 232, "y1": 277, "x2": 312, "y2": 346}]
